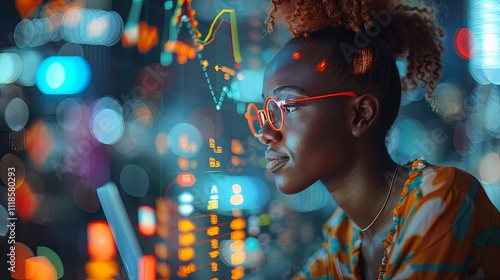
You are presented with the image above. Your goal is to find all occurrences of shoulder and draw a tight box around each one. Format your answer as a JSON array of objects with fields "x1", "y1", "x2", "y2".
[
  {"x1": 404, "y1": 157, "x2": 483, "y2": 201},
  {"x1": 398, "y1": 157, "x2": 500, "y2": 240}
]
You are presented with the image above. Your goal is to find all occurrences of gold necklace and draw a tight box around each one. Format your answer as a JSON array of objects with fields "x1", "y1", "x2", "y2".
[{"x1": 359, "y1": 164, "x2": 399, "y2": 232}]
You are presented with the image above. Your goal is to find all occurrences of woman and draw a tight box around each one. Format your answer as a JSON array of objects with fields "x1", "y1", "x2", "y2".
[{"x1": 244, "y1": 0, "x2": 500, "y2": 279}]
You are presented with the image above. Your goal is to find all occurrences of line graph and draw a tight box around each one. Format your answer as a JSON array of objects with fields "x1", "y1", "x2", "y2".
[{"x1": 161, "y1": 0, "x2": 242, "y2": 110}]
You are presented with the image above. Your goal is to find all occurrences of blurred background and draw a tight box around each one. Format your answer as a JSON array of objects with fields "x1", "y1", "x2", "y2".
[{"x1": 0, "y1": 0, "x2": 499, "y2": 279}]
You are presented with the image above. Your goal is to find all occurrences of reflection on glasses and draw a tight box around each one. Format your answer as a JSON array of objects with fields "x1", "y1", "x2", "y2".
[{"x1": 244, "y1": 91, "x2": 358, "y2": 137}]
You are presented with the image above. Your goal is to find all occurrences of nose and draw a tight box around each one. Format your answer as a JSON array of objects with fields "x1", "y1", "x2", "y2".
[{"x1": 257, "y1": 122, "x2": 282, "y2": 144}]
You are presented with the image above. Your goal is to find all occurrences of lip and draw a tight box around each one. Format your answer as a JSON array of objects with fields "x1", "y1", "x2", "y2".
[{"x1": 265, "y1": 150, "x2": 290, "y2": 173}]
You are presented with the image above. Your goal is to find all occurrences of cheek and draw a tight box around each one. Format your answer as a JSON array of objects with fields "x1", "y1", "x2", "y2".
[{"x1": 291, "y1": 112, "x2": 351, "y2": 162}]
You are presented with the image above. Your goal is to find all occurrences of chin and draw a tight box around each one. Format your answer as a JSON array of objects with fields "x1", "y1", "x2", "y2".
[{"x1": 275, "y1": 179, "x2": 307, "y2": 195}]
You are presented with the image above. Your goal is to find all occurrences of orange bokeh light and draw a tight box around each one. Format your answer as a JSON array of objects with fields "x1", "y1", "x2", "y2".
[
  {"x1": 178, "y1": 232, "x2": 196, "y2": 247},
  {"x1": 178, "y1": 219, "x2": 196, "y2": 232},
  {"x1": 15, "y1": 0, "x2": 42, "y2": 18},
  {"x1": 85, "y1": 259, "x2": 119, "y2": 280},
  {"x1": 25, "y1": 256, "x2": 57, "y2": 280},
  {"x1": 87, "y1": 221, "x2": 116, "y2": 260},
  {"x1": 178, "y1": 247, "x2": 195, "y2": 262},
  {"x1": 230, "y1": 218, "x2": 246, "y2": 230},
  {"x1": 10, "y1": 242, "x2": 35, "y2": 280},
  {"x1": 139, "y1": 255, "x2": 156, "y2": 280}
]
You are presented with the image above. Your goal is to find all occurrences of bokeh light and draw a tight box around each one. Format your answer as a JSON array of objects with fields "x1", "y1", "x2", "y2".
[
  {"x1": 5, "y1": 97, "x2": 29, "y2": 131},
  {"x1": 36, "y1": 246, "x2": 64, "y2": 279},
  {"x1": 56, "y1": 98, "x2": 84, "y2": 131},
  {"x1": 18, "y1": 50, "x2": 43, "y2": 86},
  {"x1": 25, "y1": 120, "x2": 54, "y2": 166},
  {"x1": 167, "y1": 123, "x2": 202, "y2": 158},
  {"x1": 87, "y1": 221, "x2": 117, "y2": 260},
  {"x1": 91, "y1": 98, "x2": 125, "y2": 145},
  {"x1": 176, "y1": 172, "x2": 196, "y2": 187},
  {"x1": 11, "y1": 242, "x2": 35, "y2": 280},
  {"x1": 138, "y1": 206, "x2": 157, "y2": 236},
  {"x1": 468, "y1": 0, "x2": 500, "y2": 85},
  {"x1": 0, "y1": 53, "x2": 22, "y2": 84},
  {"x1": 119, "y1": 164, "x2": 150, "y2": 197},
  {"x1": 91, "y1": 109, "x2": 125, "y2": 144},
  {"x1": 454, "y1": 28, "x2": 474, "y2": 60},
  {"x1": 36, "y1": 56, "x2": 92, "y2": 95},
  {"x1": 139, "y1": 255, "x2": 156, "y2": 280},
  {"x1": 435, "y1": 82, "x2": 464, "y2": 117},
  {"x1": 0, "y1": 153, "x2": 26, "y2": 188},
  {"x1": 155, "y1": 132, "x2": 169, "y2": 154},
  {"x1": 14, "y1": 19, "x2": 35, "y2": 48},
  {"x1": 16, "y1": 181, "x2": 38, "y2": 221},
  {"x1": 25, "y1": 256, "x2": 58, "y2": 280},
  {"x1": 62, "y1": 8, "x2": 124, "y2": 46},
  {"x1": 479, "y1": 152, "x2": 500, "y2": 185},
  {"x1": 85, "y1": 260, "x2": 119, "y2": 280},
  {"x1": 0, "y1": 205, "x2": 8, "y2": 236},
  {"x1": 230, "y1": 69, "x2": 264, "y2": 103}
]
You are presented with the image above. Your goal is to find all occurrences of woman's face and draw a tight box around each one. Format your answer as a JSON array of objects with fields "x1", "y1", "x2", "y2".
[{"x1": 260, "y1": 39, "x2": 357, "y2": 194}]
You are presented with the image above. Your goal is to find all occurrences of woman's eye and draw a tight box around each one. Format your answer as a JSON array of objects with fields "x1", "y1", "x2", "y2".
[{"x1": 282, "y1": 104, "x2": 297, "y2": 113}]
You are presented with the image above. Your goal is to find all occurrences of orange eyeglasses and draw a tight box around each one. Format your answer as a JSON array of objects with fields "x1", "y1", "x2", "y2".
[{"x1": 245, "y1": 91, "x2": 358, "y2": 137}]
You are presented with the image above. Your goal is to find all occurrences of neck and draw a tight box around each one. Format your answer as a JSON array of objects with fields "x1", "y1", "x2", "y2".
[{"x1": 325, "y1": 146, "x2": 405, "y2": 237}]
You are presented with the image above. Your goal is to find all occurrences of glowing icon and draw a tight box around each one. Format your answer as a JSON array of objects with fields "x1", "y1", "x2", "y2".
[
  {"x1": 177, "y1": 263, "x2": 196, "y2": 278},
  {"x1": 210, "y1": 239, "x2": 219, "y2": 249},
  {"x1": 163, "y1": 40, "x2": 203, "y2": 64},
  {"x1": 176, "y1": 172, "x2": 196, "y2": 187},
  {"x1": 210, "y1": 214, "x2": 218, "y2": 225},
  {"x1": 209, "y1": 157, "x2": 220, "y2": 168},
  {"x1": 209, "y1": 137, "x2": 222, "y2": 153},
  {"x1": 210, "y1": 185, "x2": 219, "y2": 200},
  {"x1": 207, "y1": 185, "x2": 219, "y2": 210},
  {"x1": 210, "y1": 261, "x2": 219, "y2": 272},
  {"x1": 209, "y1": 250, "x2": 219, "y2": 258},
  {"x1": 214, "y1": 64, "x2": 235, "y2": 80},
  {"x1": 206, "y1": 226, "x2": 220, "y2": 237},
  {"x1": 230, "y1": 184, "x2": 243, "y2": 206},
  {"x1": 207, "y1": 200, "x2": 218, "y2": 210},
  {"x1": 231, "y1": 266, "x2": 245, "y2": 279}
]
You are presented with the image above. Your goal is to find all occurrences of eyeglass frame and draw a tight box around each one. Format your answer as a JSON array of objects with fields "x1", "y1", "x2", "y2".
[{"x1": 245, "y1": 91, "x2": 358, "y2": 137}]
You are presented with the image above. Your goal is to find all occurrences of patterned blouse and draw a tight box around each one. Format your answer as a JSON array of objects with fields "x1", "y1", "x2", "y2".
[{"x1": 293, "y1": 158, "x2": 500, "y2": 279}]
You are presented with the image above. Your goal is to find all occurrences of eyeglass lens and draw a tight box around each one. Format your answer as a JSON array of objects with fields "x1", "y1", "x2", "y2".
[{"x1": 266, "y1": 99, "x2": 283, "y2": 130}]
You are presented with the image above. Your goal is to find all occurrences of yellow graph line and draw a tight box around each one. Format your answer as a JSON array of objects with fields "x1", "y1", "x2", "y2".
[
  {"x1": 198, "y1": 9, "x2": 241, "y2": 64},
  {"x1": 166, "y1": 4, "x2": 242, "y2": 65}
]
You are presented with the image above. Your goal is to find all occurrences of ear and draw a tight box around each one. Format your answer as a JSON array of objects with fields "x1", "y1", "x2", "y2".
[{"x1": 350, "y1": 94, "x2": 379, "y2": 137}]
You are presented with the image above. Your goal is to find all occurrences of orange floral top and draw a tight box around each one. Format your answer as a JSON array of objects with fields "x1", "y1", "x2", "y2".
[{"x1": 293, "y1": 158, "x2": 500, "y2": 279}]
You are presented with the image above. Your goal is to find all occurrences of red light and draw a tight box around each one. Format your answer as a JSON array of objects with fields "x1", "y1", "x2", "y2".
[
  {"x1": 139, "y1": 255, "x2": 156, "y2": 280},
  {"x1": 454, "y1": 28, "x2": 474, "y2": 60},
  {"x1": 176, "y1": 172, "x2": 196, "y2": 187}
]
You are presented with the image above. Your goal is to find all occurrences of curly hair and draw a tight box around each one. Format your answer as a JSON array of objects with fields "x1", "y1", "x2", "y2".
[{"x1": 265, "y1": 0, "x2": 445, "y2": 111}]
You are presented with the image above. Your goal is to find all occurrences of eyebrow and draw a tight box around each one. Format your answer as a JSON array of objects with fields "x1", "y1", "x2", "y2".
[{"x1": 261, "y1": 85, "x2": 306, "y2": 100}]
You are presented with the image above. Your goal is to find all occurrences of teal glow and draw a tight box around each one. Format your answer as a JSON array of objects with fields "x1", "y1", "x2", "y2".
[{"x1": 36, "y1": 56, "x2": 91, "y2": 95}]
